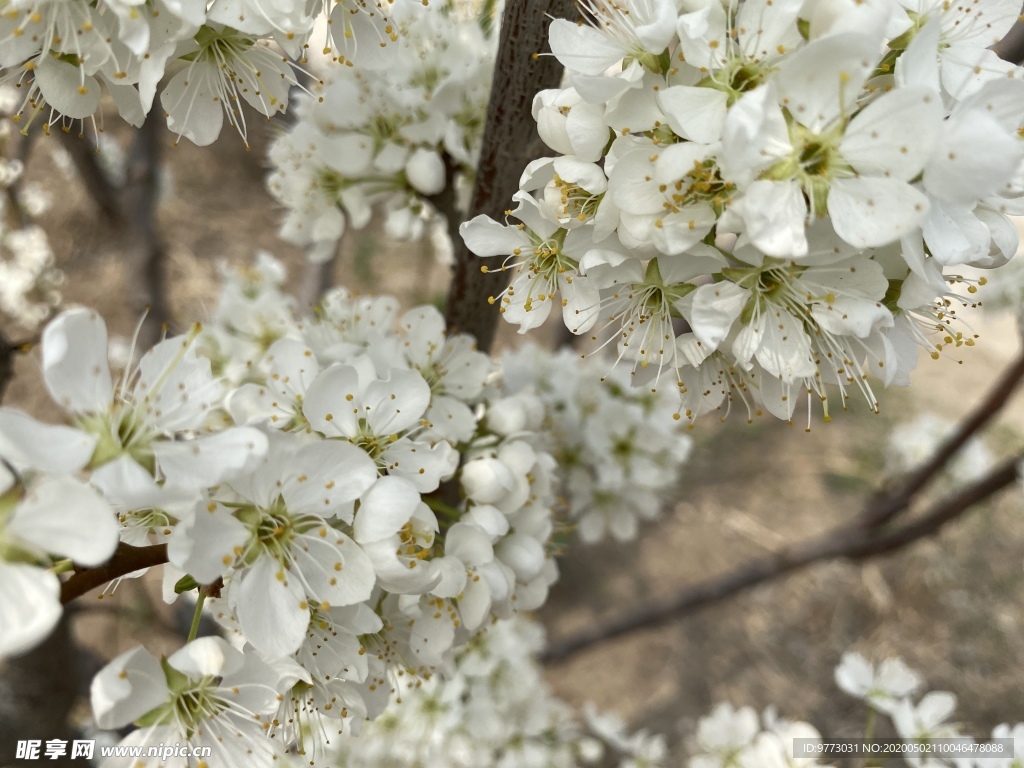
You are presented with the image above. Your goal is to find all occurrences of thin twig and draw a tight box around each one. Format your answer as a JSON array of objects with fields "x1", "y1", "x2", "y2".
[
  {"x1": 858, "y1": 350, "x2": 1024, "y2": 529},
  {"x1": 541, "y1": 454, "x2": 1022, "y2": 663},
  {"x1": 542, "y1": 348, "x2": 1024, "y2": 662},
  {"x1": 60, "y1": 543, "x2": 169, "y2": 604}
]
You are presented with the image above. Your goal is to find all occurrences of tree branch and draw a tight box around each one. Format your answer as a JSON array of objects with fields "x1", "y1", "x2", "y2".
[
  {"x1": 858, "y1": 350, "x2": 1024, "y2": 530},
  {"x1": 541, "y1": 349, "x2": 1024, "y2": 662},
  {"x1": 58, "y1": 130, "x2": 124, "y2": 224},
  {"x1": 122, "y1": 117, "x2": 172, "y2": 351},
  {"x1": 443, "y1": 0, "x2": 575, "y2": 352},
  {"x1": 541, "y1": 454, "x2": 1022, "y2": 663},
  {"x1": 60, "y1": 542, "x2": 168, "y2": 604}
]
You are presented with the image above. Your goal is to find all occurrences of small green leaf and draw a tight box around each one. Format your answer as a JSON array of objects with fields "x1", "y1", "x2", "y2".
[{"x1": 174, "y1": 574, "x2": 199, "y2": 594}]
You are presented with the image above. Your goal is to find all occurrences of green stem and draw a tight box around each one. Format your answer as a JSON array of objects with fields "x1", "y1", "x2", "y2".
[
  {"x1": 423, "y1": 496, "x2": 462, "y2": 521},
  {"x1": 49, "y1": 558, "x2": 75, "y2": 575},
  {"x1": 864, "y1": 706, "x2": 878, "y2": 768},
  {"x1": 187, "y1": 591, "x2": 207, "y2": 643}
]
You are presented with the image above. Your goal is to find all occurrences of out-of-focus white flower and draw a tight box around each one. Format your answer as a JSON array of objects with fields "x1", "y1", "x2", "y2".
[
  {"x1": 887, "y1": 413, "x2": 993, "y2": 487},
  {"x1": 834, "y1": 651, "x2": 924, "y2": 715}
]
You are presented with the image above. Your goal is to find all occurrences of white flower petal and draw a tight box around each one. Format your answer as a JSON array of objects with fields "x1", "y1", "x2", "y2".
[
  {"x1": 0, "y1": 563, "x2": 61, "y2": 659},
  {"x1": 0, "y1": 408, "x2": 95, "y2": 474},
  {"x1": 41, "y1": 308, "x2": 113, "y2": 413},
  {"x1": 234, "y1": 556, "x2": 309, "y2": 658},
  {"x1": 829, "y1": 177, "x2": 930, "y2": 249},
  {"x1": 8, "y1": 477, "x2": 117, "y2": 566}
]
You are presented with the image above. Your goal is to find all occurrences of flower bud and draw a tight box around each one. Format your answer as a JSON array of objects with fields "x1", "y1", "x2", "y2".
[{"x1": 405, "y1": 149, "x2": 446, "y2": 195}]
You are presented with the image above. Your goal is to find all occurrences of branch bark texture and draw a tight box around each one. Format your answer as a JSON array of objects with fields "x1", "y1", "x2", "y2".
[
  {"x1": 60, "y1": 543, "x2": 169, "y2": 604},
  {"x1": 444, "y1": 0, "x2": 575, "y2": 352},
  {"x1": 123, "y1": 117, "x2": 172, "y2": 351}
]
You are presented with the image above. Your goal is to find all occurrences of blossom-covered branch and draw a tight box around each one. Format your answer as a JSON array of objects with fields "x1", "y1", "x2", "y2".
[{"x1": 463, "y1": 0, "x2": 1024, "y2": 424}]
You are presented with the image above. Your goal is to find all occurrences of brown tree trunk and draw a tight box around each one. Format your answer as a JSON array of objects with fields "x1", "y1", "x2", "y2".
[
  {"x1": 122, "y1": 118, "x2": 172, "y2": 351},
  {"x1": 443, "y1": 0, "x2": 575, "y2": 352}
]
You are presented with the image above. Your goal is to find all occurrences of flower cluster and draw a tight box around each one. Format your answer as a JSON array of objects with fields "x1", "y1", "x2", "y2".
[
  {"x1": 330, "y1": 615, "x2": 667, "y2": 768},
  {"x1": 835, "y1": 651, "x2": 1024, "y2": 768},
  {"x1": 267, "y1": 1, "x2": 495, "y2": 261},
  {"x1": 0, "y1": 253, "x2": 695, "y2": 762},
  {"x1": 463, "y1": 0, "x2": 1024, "y2": 426},
  {"x1": 691, "y1": 650, "x2": 1024, "y2": 768},
  {"x1": 687, "y1": 701, "x2": 830, "y2": 768},
  {"x1": 501, "y1": 343, "x2": 692, "y2": 543},
  {"x1": 0, "y1": 0, "x2": 444, "y2": 145}
]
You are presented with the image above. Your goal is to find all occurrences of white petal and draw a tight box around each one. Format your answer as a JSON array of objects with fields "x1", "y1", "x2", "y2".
[
  {"x1": 841, "y1": 87, "x2": 941, "y2": 181},
  {"x1": 494, "y1": 532, "x2": 546, "y2": 583},
  {"x1": 0, "y1": 408, "x2": 95, "y2": 474},
  {"x1": 445, "y1": 522, "x2": 493, "y2": 567},
  {"x1": 35, "y1": 58, "x2": 101, "y2": 119},
  {"x1": 234, "y1": 557, "x2": 309, "y2": 658},
  {"x1": 8, "y1": 477, "x2": 117, "y2": 566},
  {"x1": 0, "y1": 564, "x2": 61, "y2": 659},
  {"x1": 559, "y1": 272, "x2": 600, "y2": 334},
  {"x1": 829, "y1": 178, "x2": 930, "y2": 249},
  {"x1": 154, "y1": 427, "x2": 268, "y2": 490},
  {"x1": 464, "y1": 504, "x2": 510, "y2": 538},
  {"x1": 364, "y1": 368, "x2": 431, "y2": 435},
  {"x1": 90, "y1": 646, "x2": 168, "y2": 729},
  {"x1": 735, "y1": 180, "x2": 809, "y2": 257},
  {"x1": 292, "y1": 530, "x2": 375, "y2": 607},
  {"x1": 281, "y1": 440, "x2": 378, "y2": 516},
  {"x1": 775, "y1": 34, "x2": 880, "y2": 132},
  {"x1": 405, "y1": 148, "x2": 446, "y2": 196},
  {"x1": 303, "y1": 365, "x2": 362, "y2": 437},
  {"x1": 924, "y1": 111, "x2": 1024, "y2": 204},
  {"x1": 656, "y1": 86, "x2": 728, "y2": 144},
  {"x1": 456, "y1": 574, "x2": 491, "y2": 631},
  {"x1": 353, "y1": 476, "x2": 421, "y2": 543},
  {"x1": 328, "y1": 3, "x2": 396, "y2": 69},
  {"x1": 459, "y1": 216, "x2": 531, "y2": 257},
  {"x1": 895, "y1": 17, "x2": 941, "y2": 93},
  {"x1": 834, "y1": 651, "x2": 874, "y2": 698},
  {"x1": 383, "y1": 438, "x2": 457, "y2": 492},
  {"x1": 168, "y1": 635, "x2": 242, "y2": 678},
  {"x1": 549, "y1": 18, "x2": 627, "y2": 76},
  {"x1": 41, "y1": 308, "x2": 113, "y2": 413},
  {"x1": 167, "y1": 502, "x2": 249, "y2": 584},
  {"x1": 720, "y1": 83, "x2": 793, "y2": 187},
  {"x1": 161, "y1": 63, "x2": 225, "y2": 147},
  {"x1": 688, "y1": 282, "x2": 748, "y2": 351}
]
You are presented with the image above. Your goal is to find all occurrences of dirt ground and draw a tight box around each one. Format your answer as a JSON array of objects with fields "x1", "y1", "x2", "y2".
[{"x1": 3, "y1": 113, "x2": 1024, "y2": 763}]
